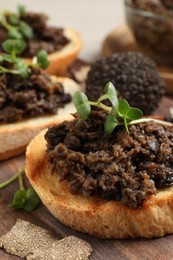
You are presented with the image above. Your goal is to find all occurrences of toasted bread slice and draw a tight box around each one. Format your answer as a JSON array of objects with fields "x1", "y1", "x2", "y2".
[
  {"x1": 25, "y1": 129, "x2": 173, "y2": 239},
  {"x1": 25, "y1": 28, "x2": 82, "y2": 76},
  {"x1": 0, "y1": 77, "x2": 80, "y2": 161}
]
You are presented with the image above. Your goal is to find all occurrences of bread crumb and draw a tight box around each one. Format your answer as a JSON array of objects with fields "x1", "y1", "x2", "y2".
[{"x1": 0, "y1": 219, "x2": 92, "y2": 259}]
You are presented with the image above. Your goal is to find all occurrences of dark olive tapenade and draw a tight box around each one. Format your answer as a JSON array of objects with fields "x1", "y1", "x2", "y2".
[
  {"x1": 0, "y1": 67, "x2": 71, "y2": 124},
  {"x1": 0, "y1": 12, "x2": 70, "y2": 58},
  {"x1": 45, "y1": 110, "x2": 173, "y2": 208}
]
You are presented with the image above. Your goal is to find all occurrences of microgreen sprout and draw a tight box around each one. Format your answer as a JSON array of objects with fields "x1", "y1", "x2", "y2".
[
  {"x1": 0, "y1": 168, "x2": 41, "y2": 211},
  {"x1": 73, "y1": 82, "x2": 143, "y2": 134},
  {"x1": 0, "y1": 5, "x2": 33, "y2": 40},
  {"x1": 0, "y1": 39, "x2": 49, "y2": 78}
]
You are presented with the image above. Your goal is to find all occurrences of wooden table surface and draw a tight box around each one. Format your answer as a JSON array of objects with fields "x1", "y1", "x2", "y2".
[{"x1": 0, "y1": 96, "x2": 173, "y2": 260}]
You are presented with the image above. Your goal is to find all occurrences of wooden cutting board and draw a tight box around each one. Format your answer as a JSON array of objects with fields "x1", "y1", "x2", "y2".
[
  {"x1": 102, "y1": 25, "x2": 173, "y2": 95},
  {"x1": 0, "y1": 96, "x2": 173, "y2": 260}
]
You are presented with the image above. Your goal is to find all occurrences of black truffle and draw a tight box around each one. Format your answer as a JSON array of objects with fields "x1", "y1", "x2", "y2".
[{"x1": 86, "y1": 52, "x2": 165, "y2": 115}]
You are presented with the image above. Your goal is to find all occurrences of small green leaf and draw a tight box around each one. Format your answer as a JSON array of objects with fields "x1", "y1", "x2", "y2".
[
  {"x1": 37, "y1": 50, "x2": 49, "y2": 69},
  {"x1": 111, "y1": 106, "x2": 117, "y2": 116},
  {"x1": 118, "y1": 99, "x2": 130, "y2": 116},
  {"x1": 18, "y1": 67, "x2": 29, "y2": 78},
  {"x1": 75, "y1": 101, "x2": 91, "y2": 120},
  {"x1": 1, "y1": 54, "x2": 12, "y2": 62},
  {"x1": 9, "y1": 189, "x2": 26, "y2": 209},
  {"x1": 104, "y1": 82, "x2": 116, "y2": 95},
  {"x1": 23, "y1": 187, "x2": 41, "y2": 212},
  {"x1": 1, "y1": 53, "x2": 19, "y2": 63},
  {"x1": 104, "y1": 82, "x2": 119, "y2": 109},
  {"x1": 0, "y1": 55, "x2": 3, "y2": 62},
  {"x1": 8, "y1": 14, "x2": 20, "y2": 25},
  {"x1": 8, "y1": 29, "x2": 23, "y2": 39},
  {"x1": 2, "y1": 39, "x2": 26, "y2": 55},
  {"x1": 20, "y1": 21, "x2": 33, "y2": 39},
  {"x1": 18, "y1": 4, "x2": 26, "y2": 17},
  {"x1": 14, "y1": 61, "x2": 29, "y2": 78},
  {"x1": 73, "y1": 91, "x2": 91, "y2": 120},
  {"x1": 104, "y1": 115, "x2": 119, "y2": 134},
  {"x1": 127, "y1": 107, "x2": 143, "y2": 120}
]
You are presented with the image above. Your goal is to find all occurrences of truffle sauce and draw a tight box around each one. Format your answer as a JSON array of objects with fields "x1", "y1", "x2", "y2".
[
  {"x1": 0, "y1": 67, "x2": 71, "y2": 124},
  {"x1": 45, "y1": 110, "x2": 173, "y2": 208},
  {"x1": 0, "y1": 12, "x2": 70, "y2": 57}
]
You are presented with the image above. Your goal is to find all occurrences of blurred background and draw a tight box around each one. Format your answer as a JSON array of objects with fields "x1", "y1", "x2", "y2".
[
  {"x1": 0, "y1": 0, "x2": 125, "y2": 61},
  {"x1": 1, "y1": 0, "x2": 173, "y2": 95}
]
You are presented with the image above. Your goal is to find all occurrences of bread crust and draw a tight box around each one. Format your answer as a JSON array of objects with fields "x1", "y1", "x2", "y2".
[
  {"x1": 0, "y1": 77, "x2": 80, "y2": 160},
  {"x1": 25, "y1": 130, "x2": 173, "y2": 239},
  {"x1": 25, "y1": 28, "x2": 82, "y2": 76}
]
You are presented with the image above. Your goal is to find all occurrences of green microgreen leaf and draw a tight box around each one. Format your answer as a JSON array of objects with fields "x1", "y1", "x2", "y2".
[
  {"x1": 73, "y1": 82, "x2": 143, "y2": 135},
  {"x1": 0, "y1": 167, "x2": 41, "y2": 212},
  {"x1": 9, "y1": 189, "x2": 26, "y2": 209},
  {"x1": 118, "y1": 99, "x2": 130, "y2": 116},
  {"x1": 0, "y1": 12, "x2": 12, "y2": 31},
  {"x1": 1, "y1": 5, "x2": 30, "y2": 41},
  {"x1": 0, "y1": 39, "x2": 49, "y2": 78},
  {"x1": 0, "y1": 55, "x2": 3, "y2": 62},
  {"x1": 9, "y1": 14, "x2": 20, "y2": 26},
  {"x1": 1, "y1": 53, "x2": 14, "y2": 62},
  {"x1": 18, "y1": 4, "x2": 26, "y2": 17},
  {"x1": 0, "y1": 7, "x2": 48, "y2": 78},
  {"x1": 104, "y1": 115, "x2": 119, "y2": 135},
  {"x1": 14, "y1": 61, "x2": 29, "y2": 78},
  {"x1": 126, "y1": 107, "x2": 143, "y2": 120},
  {"x1": 2, "y1": 39, "x2": 26, "y2": 55},
  {"x1": 23, "y1": 187, "x2": 41, "y2": 212},
  {"x1": 111, "y1": 106, "x2": 118, "y2": 116},
  {"x1": 36, "y1": 50, "x2": 49, "y2": 69},
  {"x1": 20, "y1": 67, "x2": 29, "y2": 78},
  {"x1": 73, "y1": 91, "x2": 91, "y2": 120},
  {"x1": 104, "y1": 82, "x2": 119, "y2": 109},
  {"x1": 19, "y1": 21, "x2": 33, "y2": 39},
  {"x1": 8, "y1": 28, "x2": 23, "y2": 39}
]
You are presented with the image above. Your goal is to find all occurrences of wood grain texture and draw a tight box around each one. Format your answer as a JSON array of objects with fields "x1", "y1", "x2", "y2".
[{"x1": 0, "y1": 97, "x2": 173, "y2": 260}]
